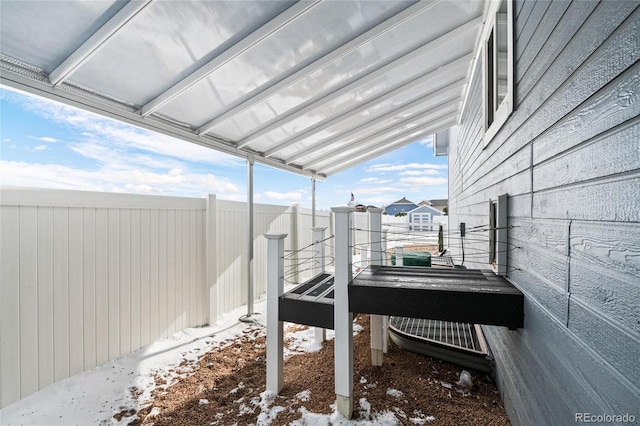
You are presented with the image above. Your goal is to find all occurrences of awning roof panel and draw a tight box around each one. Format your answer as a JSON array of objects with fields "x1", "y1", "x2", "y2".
[
  {"x1": 0, "y1": 0, "x2": 487, "y2": 178},
  {"x1": 153, "y1": 0, "x2": 413, "y2": 131},
  {"x1": 69, "y1": 1, "x2": 295, "y2": 106},
  {"x1": 0, "y1": 1, "x2": 122, "y2": 73}
]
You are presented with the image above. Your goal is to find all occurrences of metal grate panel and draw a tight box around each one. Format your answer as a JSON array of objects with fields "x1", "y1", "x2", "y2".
[{"x1": 389, "y1": 316, "x2": 487, "y2": 355}]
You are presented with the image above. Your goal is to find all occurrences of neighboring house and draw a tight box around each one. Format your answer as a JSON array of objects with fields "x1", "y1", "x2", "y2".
[
  {"x1": 407, "y1": 204, "x2": 442, "y2": 231},
  {"x1": 447, "y1": 1, "x2": 639, "y2": 424},
  {"x1": 384, "y1": 197, "x2": 418, "y2": 216},
  {"x1": 418, "y1": 199, "x2": 448, "y2": 213}
]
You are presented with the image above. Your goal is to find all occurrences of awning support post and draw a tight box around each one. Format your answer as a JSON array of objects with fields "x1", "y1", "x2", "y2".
[
  {"x1": 312, "y1": 226, "x2": 327, "y2": 343},
  {"x1": 246, "y1": 156, "x2": 255, "y2": 318},
  {"x1": 265, "y1": 233, "x2": 286, "y2": 393},
  {"x1": 367, "y1": 206, "x2": 386, "y2": 366},
  {"x1": 311, "y1": 175, "x2": 317, "y2": 227},
  {"x1": 332, "y1": 206, "x2": 354, "y2": 419}
]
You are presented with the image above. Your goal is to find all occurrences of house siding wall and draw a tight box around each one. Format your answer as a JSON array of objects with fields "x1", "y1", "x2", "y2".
[{"x1": 448, "y1": 1, "x2": 640, "y2": 424}]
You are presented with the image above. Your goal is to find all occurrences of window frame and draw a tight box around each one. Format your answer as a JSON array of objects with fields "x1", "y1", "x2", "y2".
[{"x1": 482, "y1": 0, "x2": 514, "y2": 147}]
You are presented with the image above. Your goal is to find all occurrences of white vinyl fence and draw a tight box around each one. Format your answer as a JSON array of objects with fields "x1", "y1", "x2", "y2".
[{"x1": 0, "y1": 188, "x2": 331, "y2": 408}]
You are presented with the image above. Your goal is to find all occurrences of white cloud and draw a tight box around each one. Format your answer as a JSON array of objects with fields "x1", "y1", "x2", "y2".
[
  {"x1": 0, "y1": 160, "x2": 239, "y2": 198},
  {"x1": 399, "y1": 177, "x2": 447, "y2": 186},
  {"x1": 353, "y1": 186, "x2": 403, "y2": 195},
  {"x1": 365, "y1": 163, "x2": 447, "y2": 173},
  {"x1": 260, "y1": 191, "x2": 303, "y2": 201},
  {"x1": 26, "y1": 145, "x2": 48, "y2": 152},
  {"x1": 418, "y1": 135, "x2": 434, "y2": 147},
  {"x1": 360, "y1": 177, "x2": 392, "y2": 184},
  {"x1": 30, "y1": 136, "x2": 59, "y2": 143},
  {"x1": 399, "y1": 170, "x2": 441, "y2": 176}
]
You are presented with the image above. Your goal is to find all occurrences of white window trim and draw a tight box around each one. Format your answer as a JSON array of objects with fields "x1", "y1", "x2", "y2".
[
  {"x1": 489, "y1": 193, "x2": 508, "y2": 276},
  {"x1": 482, "y1": 0, "x2": 514, "y2": 148}
]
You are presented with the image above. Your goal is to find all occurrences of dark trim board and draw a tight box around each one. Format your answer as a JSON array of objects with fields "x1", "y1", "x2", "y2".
[
  {"x1": 278, "y1": 267, "x2": 524, "y2": 330},
  {"x1": 279, "y1": 273, "x2": 335, "y2": 329}
]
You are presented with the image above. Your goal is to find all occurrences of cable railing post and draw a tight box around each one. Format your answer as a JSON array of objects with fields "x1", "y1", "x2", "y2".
[
  {"x1": 331, "y1": 206, "x2": 354, "y2": 419},
  {"x1": 367, "y1": 206, "x2": 386, "y2": 366},
  {"x1": 265, "y1": 233, "x2": 286, "y2": 394}
]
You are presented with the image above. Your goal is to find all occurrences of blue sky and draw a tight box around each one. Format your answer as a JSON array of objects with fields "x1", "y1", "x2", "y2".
[{"x1": 0, "y1": 86, "x2": 448, "y2": 210}]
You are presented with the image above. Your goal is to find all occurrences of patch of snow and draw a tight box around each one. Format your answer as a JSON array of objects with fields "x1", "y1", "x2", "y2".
[
  {"x1": 296, "y1": 390, "x2": 311, "y2": 402},
  {"x1": 229, "y1": 381, "x2": 245, "y2": 394},
  {"x1": 253, "y1": 391, "x2": 285, "y2": 425},
  {"x1": 386, "y1": 388, "x2": 404, "y2": 398}
]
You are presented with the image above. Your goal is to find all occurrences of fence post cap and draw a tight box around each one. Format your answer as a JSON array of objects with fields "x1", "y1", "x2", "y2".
[{"x1": 367, "y1": 206, "x2": 383, "y2": 213}]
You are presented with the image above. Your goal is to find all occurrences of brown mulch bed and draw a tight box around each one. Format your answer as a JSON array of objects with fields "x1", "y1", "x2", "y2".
[{"x1": 128, "y1": 315, "x2": 509, "y2": 425}]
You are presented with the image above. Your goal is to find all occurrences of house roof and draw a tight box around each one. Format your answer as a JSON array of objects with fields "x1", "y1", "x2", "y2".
[
  {"x1": 408, "y1": 204, "x2": 442, "y2": 215},
  {"x1": 390, "y1": 197, "x2": 417, "y2": 205},
  {"x1": 0, "y1": 1, "x2": 486, "y2": 179},
  {"x1": 429, "y1": 199, "x2": 448, "y2": 206}
]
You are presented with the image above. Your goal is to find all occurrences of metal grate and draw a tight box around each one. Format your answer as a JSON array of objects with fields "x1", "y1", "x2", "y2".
[
  {"x1": 389, "y1": 316, "x2": 487, "y2": 355},
  {"x1": 430, "y1": 255, "x2": 455, "y2": 267}
]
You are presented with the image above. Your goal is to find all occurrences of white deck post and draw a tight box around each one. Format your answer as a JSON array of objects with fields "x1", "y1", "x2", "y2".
[
  {"x1": 332, "y1": 206, "x2": 354, "y2": 419},
  {"x1": 368, "y1": 207, "x2": 385, "y2": 366},
  {"x1": 265, "y1": 233, "x2": 286, "y2": 394},
  {"x1": 380, "y1": 229, "x2": 389, "y2": 352},
  {"x1": 312, "y1": 226, "x2": 327, "y2": 343},
  {"x1": 396, "y1": 245, "x2": 404, "y2": 266}
]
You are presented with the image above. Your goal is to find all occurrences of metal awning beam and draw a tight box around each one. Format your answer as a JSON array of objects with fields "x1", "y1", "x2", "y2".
[
  {"x1": 0, "y1": 68, "x2": 327, "y2": 180},
  {"x1": 302, "y1": 100, "x2": 460, "y2": 170},
  {"x1": 283, "y1": 83, "x2": 463, "y2": 165},
  {"x1": 140, "y1": 0, "x2": 320, "y2": 117},
  {"x1": 308, "y1": 109, "x2": 457, "y2": 172},
  {"x1": 239, "y1": 16, "x2": 481, "y2": 152},
  {"x1": 322, "y1": 117, "x2": 456, "y2": 176},
  {"x1": 196, "y1": 0, "x2": 442, "y2": 136},
  {"x1": 257, "y1": 54, "x2": 471, "y2": 160},
  {"x1": 49, "y1": 0, "x2": 155, "y2": 85}
]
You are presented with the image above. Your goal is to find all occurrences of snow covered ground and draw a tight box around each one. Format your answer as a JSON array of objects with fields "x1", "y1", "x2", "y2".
[{"x1": 0, "y1": 294, "x2": 424, "y2": 426}]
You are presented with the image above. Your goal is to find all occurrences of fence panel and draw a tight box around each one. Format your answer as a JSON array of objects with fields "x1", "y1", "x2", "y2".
[
  {"x1": 0, "y1": 188, "x2": 341, "y2": 408},
  {"x1": 0, "y1": 189, "x2": 207, "y2": 407}
]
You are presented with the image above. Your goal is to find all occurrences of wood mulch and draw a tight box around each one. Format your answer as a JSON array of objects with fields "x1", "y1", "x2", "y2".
[{"x1": 128, "y1": 314, "x2": 510, "y2": 425}]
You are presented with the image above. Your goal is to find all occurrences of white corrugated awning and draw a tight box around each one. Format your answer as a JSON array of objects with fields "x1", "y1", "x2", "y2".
[{"x1": 0, "y1": 0, "x2": 485, "y2": 179}]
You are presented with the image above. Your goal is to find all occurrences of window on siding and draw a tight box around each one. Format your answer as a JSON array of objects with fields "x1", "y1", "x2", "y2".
[
  {"x1": 483, "y1": 0, "x2": 514, "y2": 146},
  {"x1": 489, "y1": 194, "x2": 508, "y2": 276}
]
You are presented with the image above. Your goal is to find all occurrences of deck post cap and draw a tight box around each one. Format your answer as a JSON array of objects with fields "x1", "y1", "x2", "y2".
[
  {"x1": 331, "y1": 206, "x2": 356, "y2": 213},
  {"x1": 264, "y1": 233, "x2": 287, "y2": 240},
  {"x1": 367, "y1": 206, "x2": 383, "y2": 213}
]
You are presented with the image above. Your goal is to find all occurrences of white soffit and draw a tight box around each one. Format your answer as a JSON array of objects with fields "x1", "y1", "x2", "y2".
[{"x1": 0, "y1": 0, "x2": 484, "y2": 178}]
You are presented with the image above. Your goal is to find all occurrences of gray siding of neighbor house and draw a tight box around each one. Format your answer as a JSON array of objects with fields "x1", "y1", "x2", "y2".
[{"x1": 448, "y1": 1, "x2": 640, "y2": 425}]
